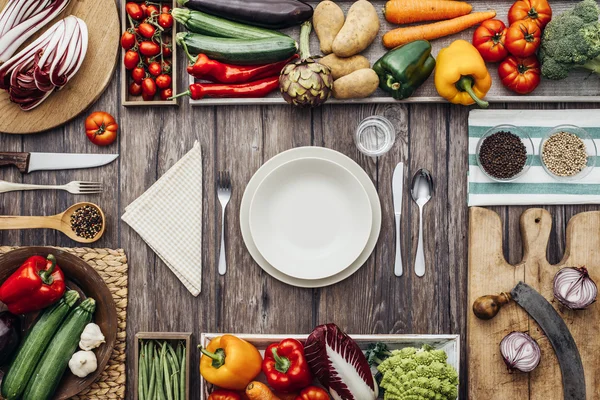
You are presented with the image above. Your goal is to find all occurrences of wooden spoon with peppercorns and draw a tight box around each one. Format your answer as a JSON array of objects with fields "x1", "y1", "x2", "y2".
[{"x1": 0, "y1": 202, "x2": 105, "y2": 243}]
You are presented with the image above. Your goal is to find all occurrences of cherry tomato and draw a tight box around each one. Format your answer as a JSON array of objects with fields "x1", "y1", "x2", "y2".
[
  {"x1": 295, "y1": 386, "x2": 329, "y2": 400},
  {"x1": 148, "y1": 61, "x2": 162, "y2": 76},
  {"x1": 85, "y1": 112, "x2": 118, "y2": 146},
  {"x1": 162, "y1": 43, "x2": 172, "y2": 57},
  {"x1": 207, "y1": 390, "x2": 240, "y2": 400},
  {"x1": 131, "y1": 66, "x2": 146, "y2": 83},
  {"x1": 508, "y1": 0, "x2": 552, "y2": 29},
  {"x1": 138, "y1": 23, "x2": 156, "y2": 39},
  {"x1": 121, "y1": 30, "x2": 136, "y2": 50},
  {"x1": 146, "y1": 4, "x2": 159, "y2": 17},
  {"x1": 158, "y1": 13, "x2": 173, "y2": 29},
  {"x1": 160, "y1": 88, "x2": 173, "y2": 101},
  {"x1": 505, "y1": 20, "x2": 541, "y2": 58},
  {"x1": 125, "y1": 2, "x2": 144, "y2": 20},
  {"x1": 472, "y1": 19, "x2": 508, "y2": 63},
  {"x1": 161, "y1": 4, "x2": 171, "y2": 13},
  {"x1": 124, "y1": 50, "x2": 140, "y2": 70},
  {"x1": 142, "y1": 91, "x2": 155, "y2": 101},
  {"x1": 155, "y1": 74, "x2": 172, "y2": 89},
  {"x1": 498, "y1": 55, "x2": 541, "y2": 94},
  {"x1": 140, "y1": 3, "x2": 147, "y2": 16},
  {"x1": 142, "y1": 77, "x2": 157, "y2": 96},
  {"x1": 129, "y1": 81, "x2": 143, "y2": 96},
  {"x1": 161, "y1": 60, "x2": 171, "y2": 74},
  {"x1": 139, "y1": 41, "x2": 161, "y2": 57}
]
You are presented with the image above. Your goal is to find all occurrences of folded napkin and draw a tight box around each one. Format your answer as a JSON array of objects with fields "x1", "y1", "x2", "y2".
[
  {"x1": 122, "y1": 141, "x2": 203, "y2": 296},
  {"x1": 468, "y1": 110, "x2": 600, "y2": 207}
]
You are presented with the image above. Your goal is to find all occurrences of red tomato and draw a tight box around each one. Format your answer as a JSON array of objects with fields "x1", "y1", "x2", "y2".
[
  {"x1": 161, "y1": 60, "x2": 171, "y2": 74},
  {"x1": 140, "y1": 3, "x2": 147, "y2": 16},
  {"x1": 505, "y1": 20, "x2": 541, "y2": 58},
  {"x1": 158, "y1": 13, "x2": 173, "y2": 29},
  {"x1": 124, "y1": 50, "x2": 140, "y2": 70},
  {"x1": 160, "y1": 88, "x2": 173, "y2": 101},
  {"x1": 138, "y1": 23, "x2": 156, "y2": 39},
  {"x1": 139, "y1": 41, "x2": 161, "y2": 57},
  {"x1": 295, "y1": 386, "x2": 329, "y2": 400},
  {"x1": 498, "y1": 55, "x2": 541, "y2": 94},
  {"x1": 146, "y1": 4, "x2": 159, "y2": 17},
  {"x1": 142, "y1": 77, "x2": 157, "y2": 96},
  {"x1": 85, "y1": 112, "x2": 118, "y2": 146},
  {"x1": 161, "y1": 4, "x2": 171, "y2": 13},
  {"x1": 508, "y1": 0, "x2": 552, "y2": 28},
  {"x1": 148, "y1": 61, "x2": 162, "y2": 76},
  {"x1": 156, "y1": 74, "x2": 172, "y2": 89},
  {"x1": 472, "y1": 19, "x2": 508, "y2": 63},
  {"x1": 162, "y1": 43, "x2": 172, "y2": 57},
  {"x1": 120, "y1": 30, "x2": 136, "y2": 50},
  {"x1": 142, "y1": 91, "x2": 155, "y2": 101},
  {"x1": 131, "y1": 67, "x2": 146, "y2": 83},
  {"x1": 129, "y1": 81, "x2": 143, "y2": 96},
  {"x1": 125, "y1": 2, "x2": 144, "y2": 20}
]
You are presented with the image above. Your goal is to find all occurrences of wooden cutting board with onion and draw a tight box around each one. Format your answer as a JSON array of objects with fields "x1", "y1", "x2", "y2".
[
  {"x1": 468, "y1": 207, "x2": 600, "y2": 399},
  {"x1": 0, "y1": 0, "x2": 119, "y2": 135}
]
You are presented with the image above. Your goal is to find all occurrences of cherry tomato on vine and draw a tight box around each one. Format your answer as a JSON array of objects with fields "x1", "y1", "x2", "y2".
[
  {"x1": 139, "y1": 41, "x2": 161, "y2": 57},
  {"x1": 121, "y1": 30, "x2": 136, "y2": 50},
  {"x1": 124, "y1": 50, "x2": 140, "y2": 70},
  {"x1": 295, "y1": 386, "x2": 330, "y2": 400},
  {"x1": 85, "y1": 112, "x2": 118, "y2": 146},
  {"x1": 125, "y1": 2, "x2": 144, "y2": 20},
  {"x1": 131, "y1": 66, "x2": 146, "y2": 83},
  {"x1": 158, "y1": 13, "x2": 173, "y2": 29},
  {"x1": 156, "y1": 74, "x2": 172, "y2": 89},
  {"x1": 161, "y1": 60, "x2": 171, "y2": 74},
  {"x1": 140, "y1": 3, "x2": 147, "y2": 16},
  {"x1": 142, "y1": 77, "x2": 157, "y2": 96},
  {"x1": 160, "y1": 88, "x2": 173, "y2": 101},
  {"x1": 162, "y1": 43, "x2": 172, "y2": 57},
  {"x1": 472, "y1": 19, "x2": 508, "y2": 63},
  {"x1": 498, "y1": 55, "x2": 541, "y2": 94},
  {"x1": 142, "y1": 92, "x2": 155, "y2": 101},
  {"x1": 148, "y1": 61, "x2": 162, "y2": 76},
  {"x1": 146, "y1": 4, "x2": 159, "y2": 17},
  {"x1": 138, "y1": 23, "x2": 156, "y2": 39},
  {"x1": 161, "y1": 4, "x2": 171, "y2": 13},
  {"x1": 508, "y1": 0, "x2": 552, "y2": 29},
  {"x1": 129, "y1": 81, "x2": 143, "y2": 96},
  {"x1": 505, "y1": 20, "x2": 541, "y2": 58}
]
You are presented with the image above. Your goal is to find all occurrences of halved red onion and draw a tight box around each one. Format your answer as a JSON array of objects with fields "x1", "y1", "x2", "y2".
[
  {"x1": 500, "y1": 331, "x2": 541, "y2": 373},
  {"x1": 553, "y1": 267, "x2": 598, "y2": 310}
]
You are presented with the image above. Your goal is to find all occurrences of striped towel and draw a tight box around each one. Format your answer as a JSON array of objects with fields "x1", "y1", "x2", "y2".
[{"x1": 468, "y1": 110, "x2": 600, "y2": 206}]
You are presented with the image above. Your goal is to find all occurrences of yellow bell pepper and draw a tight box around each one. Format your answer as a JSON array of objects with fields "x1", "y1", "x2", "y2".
[
  {"x1": 434, "y1": 40, "x2": 492, "y2": 108},
  {"x1": 199, "y1": 335, "x2": 263, "y2": 390}
]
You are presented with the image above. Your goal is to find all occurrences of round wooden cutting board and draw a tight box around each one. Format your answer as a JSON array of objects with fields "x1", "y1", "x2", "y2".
[{"x1": 0, "y1": 0, "x2": 120, "y2": 134}]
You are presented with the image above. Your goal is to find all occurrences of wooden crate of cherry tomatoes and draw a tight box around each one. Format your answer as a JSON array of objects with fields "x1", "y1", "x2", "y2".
[{"x1": 121, "y1": 0, "x2": 177, "y2": 106}]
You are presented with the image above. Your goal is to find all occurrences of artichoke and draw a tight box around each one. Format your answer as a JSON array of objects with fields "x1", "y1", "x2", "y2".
[{"x1": 279, "y1": 21, "x2": 333, "y2": 107}]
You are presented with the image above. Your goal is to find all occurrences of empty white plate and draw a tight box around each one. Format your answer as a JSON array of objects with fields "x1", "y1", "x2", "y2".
[{"x1": 249, "y1": 157, "x2": 372, "y2": 280}]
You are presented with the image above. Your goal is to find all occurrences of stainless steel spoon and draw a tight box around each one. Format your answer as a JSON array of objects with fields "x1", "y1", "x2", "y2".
[{"x1": 411, "y1": 169, "x2": 433, "y2": 277}]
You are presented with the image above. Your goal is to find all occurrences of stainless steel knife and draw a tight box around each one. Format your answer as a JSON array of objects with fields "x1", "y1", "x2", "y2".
[
  {"x1": 392, "y1": 162, "x2": 404, "y2": 277},
  {"x1": 0, "y1": 152, "x2": 118, "y2": 173}
]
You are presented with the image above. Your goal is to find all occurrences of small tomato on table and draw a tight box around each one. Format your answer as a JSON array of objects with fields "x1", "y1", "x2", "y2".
[
  {"x1": 262, "y1": 338, "x2": 312, "y2": 393},
  {"x1": 505, "y1": 20, "x2": 541, "y2": 58},
  {"x1": 498, "y1": 55, "x2": 541, "y2": 94},
  {"x1": 208, "y1": 389, "x2": 242, "y2": 400},
  {"x1": 508, "y1": 0, "x2": 552, "y2": 28},
  {"x1": 472, "y1": 19, "x2": 508, "y2": 63},
  {"x1": 85, "y1": 112, "x2": 118, "y2": 146},
  {"x1": 295, "y1": 386, "x2": 330, "y2": 400}
]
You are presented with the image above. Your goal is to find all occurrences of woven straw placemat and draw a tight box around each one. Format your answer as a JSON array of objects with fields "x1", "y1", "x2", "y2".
[{"x1": 0, "y1": 246, "x2": 128, "y2": 400}]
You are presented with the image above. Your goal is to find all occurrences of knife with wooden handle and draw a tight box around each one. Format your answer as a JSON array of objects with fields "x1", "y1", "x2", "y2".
[{"x1": 0, "y1": 152, "x2": 118, "y2": 173}]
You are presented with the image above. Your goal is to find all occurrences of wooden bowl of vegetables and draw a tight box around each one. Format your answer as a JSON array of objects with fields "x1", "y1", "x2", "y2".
[{"x1": 0, "y1": 247, "x2": 117, "y2": 400}]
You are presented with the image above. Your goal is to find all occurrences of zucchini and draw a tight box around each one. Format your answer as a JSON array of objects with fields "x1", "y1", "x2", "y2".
[
  {"x1": 1, "y1": 290, "x2": 80, "y2": 400},
  {"x1": 22, "y1": 298, "x2": 96, "y2": 400},
  {"x1": 171, "y1": 8, "x2": 284, "y2": 40},
  {"x1": 177, "y1": 32, "x2": 297, "y2": 65}
]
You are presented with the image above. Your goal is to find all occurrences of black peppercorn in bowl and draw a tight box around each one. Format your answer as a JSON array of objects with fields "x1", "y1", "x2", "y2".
[
  {"x1": 476, "y1": 125, "x2": 535, "y2": 182},
  {"x1": 540, "y1": 125, "x2": 597, "y2": 182}
]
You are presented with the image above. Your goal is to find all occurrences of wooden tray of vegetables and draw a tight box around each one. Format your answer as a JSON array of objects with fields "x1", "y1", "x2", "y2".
[
  {"x1": 172, "y1": 0, "x2": 600, "y2": 106},
  {"x1": 199, "y1": 324, "x2": 460, "y2": 400},
  {"x1": 0, "y1": 247, "x2": 117, "y2": 400}
]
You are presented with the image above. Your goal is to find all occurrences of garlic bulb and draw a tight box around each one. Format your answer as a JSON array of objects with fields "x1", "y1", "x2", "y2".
[
  {"x1": 68, "y1": 350, "x2": 97, "y2": 378},
  {"x1": 79, "y1": 323, "x2": 105, "y2": 351}
]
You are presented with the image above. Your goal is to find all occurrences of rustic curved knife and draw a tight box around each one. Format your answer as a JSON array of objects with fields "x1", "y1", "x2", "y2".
[{"x1": 0, "y1": 152, "x2": 118, "y2": 173}]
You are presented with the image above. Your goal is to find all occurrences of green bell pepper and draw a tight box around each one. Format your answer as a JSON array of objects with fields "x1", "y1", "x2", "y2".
[{"x1": 373, "y1": 40, "x2": 436, "y2": 100}]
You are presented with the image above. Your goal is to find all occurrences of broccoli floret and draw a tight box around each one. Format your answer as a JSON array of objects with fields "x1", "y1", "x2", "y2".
[{"x1": 540, "y1": 0, "x2": 600, "y2": 80}]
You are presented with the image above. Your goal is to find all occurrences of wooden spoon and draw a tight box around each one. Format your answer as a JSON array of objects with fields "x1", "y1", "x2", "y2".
[{"x1": 0, "y1": 202, "x2": 105, "y2": 243}]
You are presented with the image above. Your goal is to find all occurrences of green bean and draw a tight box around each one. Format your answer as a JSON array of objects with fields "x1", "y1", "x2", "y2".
[
  {"x1": 155, "y1": 346, "x2": 166, "y2": 400},
  {"x1": 179, "y1": 346, "x2": 186, "y2": 400},
  {"x1": 139, "y1": 341, "x2": 146, "y2": 400},
  {"x1": 163, "y1": 345, "x2": 174, "y2": 400},
  {"x1": 176, "y1": 342, "x2": 183, "y2": 362},
  {"x1": 167, "y1": 352, "x2": 180, "y2": 400},
  {"x1": 142, "y1": 342, "x2": 150, "y2": 399},
  {"x1": 147, "y1": 347, "x2": 157, "y2": 400}
]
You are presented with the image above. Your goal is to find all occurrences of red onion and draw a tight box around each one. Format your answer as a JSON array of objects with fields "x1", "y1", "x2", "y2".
[
  {"x1": 500, "y1": 331, "x2": 541, "y2": 373},
  {"x1": 553, "y1": 267, "x2": 598, "y2": 310}
]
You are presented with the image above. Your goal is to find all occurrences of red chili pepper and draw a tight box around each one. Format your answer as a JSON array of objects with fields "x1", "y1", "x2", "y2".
[
  {"x1": 0, "y1": 254, "x2": 65, "y2": 314},
  {"x1": 207, "y1": 389, "x2": 242, "y2": 400},
  {"x1": 295, "y1": 386, "x2": 329, "y2": 400},
  {"x1": 262, "y1": 338, "x2": 312, "y2": 393},
  {"x1": 187, "y1": 54, "x2": 297, "y2": 84},
  {"x1": 171, "y1": 76, "x2": 280, "y2": 100}
]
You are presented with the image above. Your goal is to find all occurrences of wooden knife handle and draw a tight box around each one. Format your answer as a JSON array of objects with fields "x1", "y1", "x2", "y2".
[{"x1": 0, "y1": 152, "x2": 30, "y2": 173}]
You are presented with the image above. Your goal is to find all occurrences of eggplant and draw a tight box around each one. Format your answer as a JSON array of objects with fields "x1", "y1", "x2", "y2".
[
  {"x1": 0, "y1": 312, "x2": 20, "y2": 365},
  {"x1": 177, "y1": 0, "x2": 313, "y2": 29}
]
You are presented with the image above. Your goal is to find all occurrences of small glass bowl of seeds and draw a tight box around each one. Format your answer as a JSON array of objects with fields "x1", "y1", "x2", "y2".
[
  {"x1": 476, "y1": 124, "x2": 535, "y2": 182},
  {"x1": 540, "y1": 125, "x2": 597, "y2": 181}
]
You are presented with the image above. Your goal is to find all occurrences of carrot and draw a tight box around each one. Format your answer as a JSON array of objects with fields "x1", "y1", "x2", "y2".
[
  {"x1": 245, "y1": 382, "x2": 280, "y2": 400},
  {"x1": 382, "y1": 10, "x2": 497, "y2": 48},
  {"x1": 384, "y1": 0, "x2": 473, "y2": 24}
]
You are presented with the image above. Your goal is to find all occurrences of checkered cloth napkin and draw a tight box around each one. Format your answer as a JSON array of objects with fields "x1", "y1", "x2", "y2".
[{"x1": 122, "y1": 141, "x2": 203, "y2": 296}]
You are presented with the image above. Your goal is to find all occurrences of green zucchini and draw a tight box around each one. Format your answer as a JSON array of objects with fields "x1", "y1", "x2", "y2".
[
  {"x1": 171, "y1": 7, "x2": 284, "y2": 39},
  {"x1": 1, "y1": 290, "x2": 80, "y2": 400},
  {"x1": 177, "y1": 32, "x2": 297, "y2": 65},
  {"x1": 22, "y1": 298, "x2": 96, "y2": 400}
]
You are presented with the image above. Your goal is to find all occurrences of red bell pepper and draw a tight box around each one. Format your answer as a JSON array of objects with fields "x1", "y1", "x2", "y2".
[
  {"x1": 207, "y1": 389, "x2": 242, "y2": 400},
  {"x1": 295, "y1": 386, "x2": 329, "y2": 400},
  {"x1": 170, "y1": 76, "x2": 280, "y2": 100},
  {"x1": 0, "y1": 254, "x2": 65, "y2": 314},
  {"x1": 187, "y1": 53, "x2": 297, "y2": 84},
  {"x1": 262, "y1": 338, "x2": 313, "y2": 393}
]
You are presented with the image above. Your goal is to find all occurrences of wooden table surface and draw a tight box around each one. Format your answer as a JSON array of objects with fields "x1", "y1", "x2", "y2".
[{"x1": 1, "y1": 61, "x2": 599, "y2": 399}]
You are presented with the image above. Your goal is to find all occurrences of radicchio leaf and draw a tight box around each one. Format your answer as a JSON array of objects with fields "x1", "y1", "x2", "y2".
[{"x1": 304, "y1": 323, "x2": 377, "y2": 400}]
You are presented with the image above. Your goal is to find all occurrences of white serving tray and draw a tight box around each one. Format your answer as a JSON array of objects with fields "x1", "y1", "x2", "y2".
[{"x1": 199, "y1": 332, "x2": 460, "y2": 399}]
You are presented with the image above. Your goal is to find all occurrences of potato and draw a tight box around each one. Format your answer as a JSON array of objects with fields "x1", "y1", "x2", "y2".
[
  {"x1": 320, "y1": 54, "x2": 370, "y2": 80},
  {"x1": 332, "y1": 0, "x2": 380, "y2": 57},
  {"x1": 332, "y1": 68, "x2": 379, "y2": 99},
  {"x1": 313, "y1": 1, "x2": 345, "y2": 55}
]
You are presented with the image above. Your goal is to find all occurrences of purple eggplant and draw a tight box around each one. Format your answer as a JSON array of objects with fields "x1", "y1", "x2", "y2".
[
  {"x1": 0, "y1": 312, "x2": 20, "y2": 365},
  {"x1": 177, "y1": 0, "x2": 313, "y2": 29}
]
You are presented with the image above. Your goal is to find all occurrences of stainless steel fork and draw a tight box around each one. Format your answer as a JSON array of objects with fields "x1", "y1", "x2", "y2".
[
  {"x1": 0, "y1": 180, "x2": 103, "y2": 194},
  {"x1": 217, "y1": 171, "x2": 232, "y2": 276}
]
